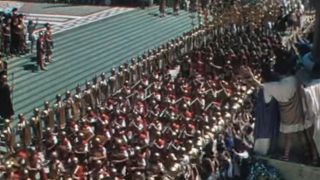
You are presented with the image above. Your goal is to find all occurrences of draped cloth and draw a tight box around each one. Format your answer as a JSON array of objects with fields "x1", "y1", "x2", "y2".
[
  {"x1": 263, "y1": 76, "x2": 309, "y2": 133},
  {"x1": 302, "y1": 80, "x2": 320, "y2": 156},
  {"x1": 278, "y1": 91, "x2": 306, "y2": 133},
  {"x1": 254, "y1": 89, "x2": 280, "y2": 155}
]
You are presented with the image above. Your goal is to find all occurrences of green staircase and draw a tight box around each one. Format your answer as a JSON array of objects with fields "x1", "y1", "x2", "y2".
[{"x1": 8, "y1": 7, "x2": 196, "y2": 120}]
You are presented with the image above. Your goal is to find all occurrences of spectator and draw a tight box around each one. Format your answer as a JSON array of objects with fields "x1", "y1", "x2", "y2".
[
  {"x1": 241, "y1": 50, "x2": 318, "y2": 163},
  {"x1": 0, "y1": 75, "x2": 14, "y2": 119}
]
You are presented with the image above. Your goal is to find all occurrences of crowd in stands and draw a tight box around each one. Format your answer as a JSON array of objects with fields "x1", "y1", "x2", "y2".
[{"x1": 0, "y1": 0, "x2": 317, "y2": 179}]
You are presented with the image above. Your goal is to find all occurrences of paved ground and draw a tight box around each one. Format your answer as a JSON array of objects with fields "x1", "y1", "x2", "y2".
[
  {"x1": 6, "y1": 5, "x2": 196, "y2": 119},
  {"x1": 1, "y1": 1, "x2": 135, "y2": 34},
  {"x1": 1, "y1": 1, "x2": 114, "y2": 16}
]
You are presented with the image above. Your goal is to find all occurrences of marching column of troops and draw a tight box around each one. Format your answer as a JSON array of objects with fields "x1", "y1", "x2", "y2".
[
  {"x1": 0, "y1": 0, "x2": 308, "y2": 179},
  {"x1": 0, "y1": 1, "x2": 300, "y2": 179},
  {"x1": 0, "y1": 8, "x2": 53, "y2": 71}
]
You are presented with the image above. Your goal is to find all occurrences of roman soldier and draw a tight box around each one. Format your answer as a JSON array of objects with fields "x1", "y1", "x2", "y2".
[
  {"x1": 130, "y1": 58, "x2": 138, "y2": 83},
  {"x1": 123, "y1": 62, "x2": 131, "y2": 84},
  {"x1": 2, "y1": 119, "x2": 15, "y2": 152},
  {"x1": 71, "y1": 159, "x2": 87, "y2": 180},
  {"x1": 27, "y1": 152, "x2": 42, "y2": 180},
  {"x1": 74, "y1": 132, "x2": 89, "y2": 163},
  {"x1": 47, "y1": 152, "x2": 66, "y2": 179},
  {"x1": 31, "y1": 108, "x2": 43, "y2": 147},
  {"x1": 111, "y1": 145, "x2": 129, "y2": 176},
  {"x1": 99, "y1": 73, "x2": 108, "y2": 103},
  {"x1": 44, "y1": 129, "x2": 58, "y2": 157},
  {"x1": 83, "y1": 82, "x2": 95, "y2": 112},
  {"x1": 58, "y1": 131, "x2": 72, "y2": 159},
  {"x1": 164, "y1": 153, "x2": 183, "y2": 179},
  {"x1": 167, "y1": 139, "x2": 181, "y2": 155},
  {"x1": 92, "y1": 76, "x2": 101, "y2": 107},
  {"x1": 159, "y1": 0, "x2": 166, "y2": 17},
  {"x1": 151, "y1": 137, "x2": 166, "y2": 158},
  {"x1": 36, "y1": 31, "x2": 46, "y2": 70},
  {"x1": 74, "y1": 85, "x2": 83, "y2": 120},
  {"x1": 95, "y1": 110, "x2": 110, "y2": 136},
  {"x1": 108, "y1": 68, "x2": 117, "y2": 95},
  {"x1": 137, "y1": 57, "x2": 144, "y2": 80},
  {"x1": 53, "y1": 94, "x2": 66, "y2": 130},
  {"x1": 42, "y1": 101, "x2": 55, "y2": 130},
  {"x1": 88, "y1": 160, "x2": 110, "y2": 179},
  {"x1": 64, "y1": 91, "x2": 77, "y2": 120},
  {"x1": 17, "y1": 113, "x2": 32, "y2": 148},
  {"x1": 44, "y1": 23, "x2": 54, "y2": 63},
  {"x1": 89, "y1": 137, "x2": 107, "y2": 164}
]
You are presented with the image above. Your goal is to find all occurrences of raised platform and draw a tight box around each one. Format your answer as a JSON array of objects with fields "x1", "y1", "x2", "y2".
[
  {"x1": 258, "y1": 156, "x2": 320, "y2": 180},
  {"x1": 7, "y1": 6, "x2": 196, "y2": 119}
]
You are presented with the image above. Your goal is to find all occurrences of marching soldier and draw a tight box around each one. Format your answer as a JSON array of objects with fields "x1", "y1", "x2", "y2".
[
  {"x1": 47, "y1": 152, "x2": 66, "y2": 179},
  {"x1": 44, "y1": 129, "x2": 58, "y2": 157},
  {"x1": 130, "y1": 58, "x2": 138, "y2": 83},
  {"x1": 83, "y1": 81, "x2": 95, "y2": 111},
  {"x1": 99, "y1": 73, "x2": 108, "y2": 103},
  {"x1": 92, "y1": 77, "x2": 101, "y2": 108},
  {"x1": 3, "y1": 19, "x2": 11, "y2": 57},
  {"x1": 31, "y1": 108, "x2": 43, "y2": 147},
  {"x1": 17, "y1": 113, "x2": 32, "y2": 148},
  {"x1": 58, "y1": 131, "x2": 72, "y2": 160},
  {"x1": 44, "y1": 23, "x2": 54, "y2": 63},
  {"x1": 42, "y1": 101, "x2": 55, "y2": 130},
  {"x1": 74, "y1": 85, "x2": 83, "y2": 120},
  {"x1": 64, "y1": 91, "x2": 77, "y2": 120},
  {"x1": 117, "y1": 65, "x2": 125, "y2": 89},
  {"x1": 53, "y1": 94, "x2": 66, "y2": 130},
  {"x1": 108, "y1": 68, "x2": 117, "y2": 95},
  {"x1": 36, "y1": 32, "x2": 46, "y2": 70},
  {"x1": 89, "y1": 137, "x2": 107, "y2": 164},
  {"x1": 123, "y1": 63, "x2": 131, "y2": 84},
  {"x1": 2, "y1": 119, "x2": 15, "y2": 152}
]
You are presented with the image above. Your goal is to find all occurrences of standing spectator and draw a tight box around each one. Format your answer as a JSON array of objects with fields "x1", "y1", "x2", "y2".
[
  {"x1": 0, "y1": 75, "x2": 14, "y2": 119},
  {"x1": 44, "y1": 23, "x2": 54, "y2": 63},
  {"x1": 27, "y1": 20, "x2": 38, "y2": 53},
  {"x1": 16, "y1": 14, "x2": 27, "y2": 55},
  {"x1": 36, "y1": 32, "x2": 46, "y2": 70}
]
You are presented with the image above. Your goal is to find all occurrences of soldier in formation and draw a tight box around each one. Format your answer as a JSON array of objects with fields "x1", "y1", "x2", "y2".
[{"x1": 0, "y1": 0, "x2": 315, "y2": 179}]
